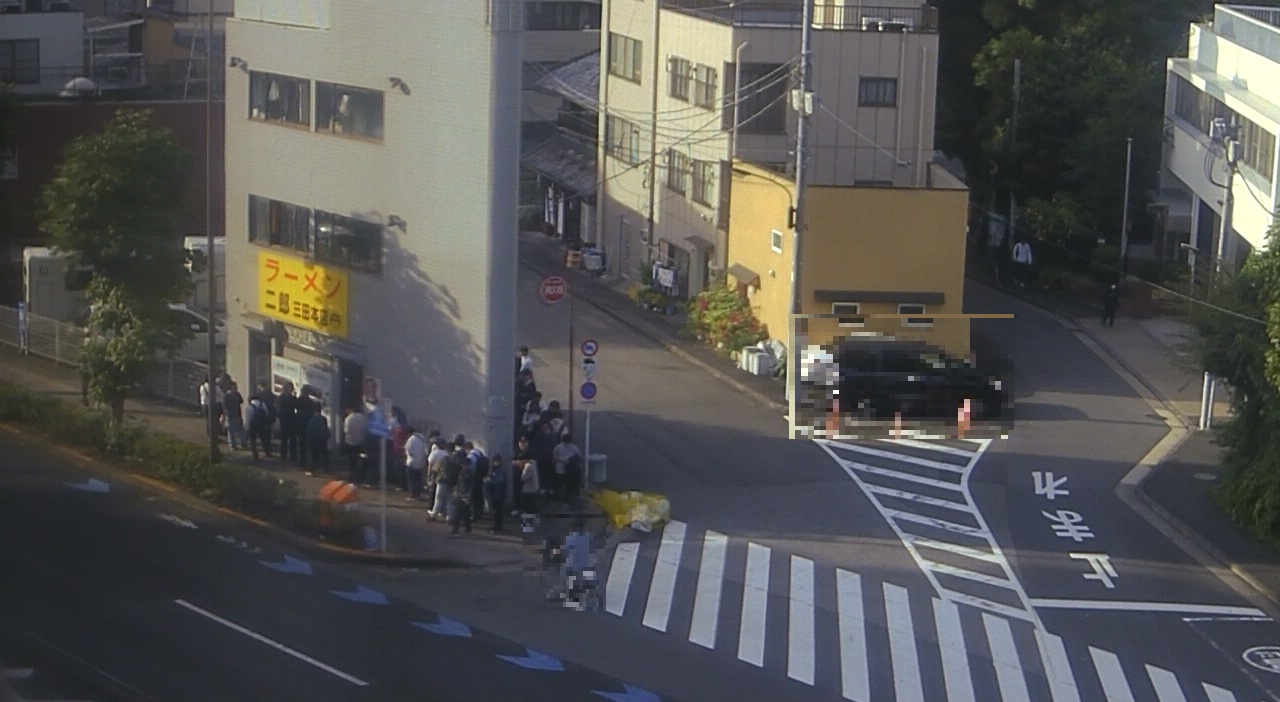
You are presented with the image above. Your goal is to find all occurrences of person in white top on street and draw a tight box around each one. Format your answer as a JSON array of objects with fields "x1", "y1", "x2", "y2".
[{"x1": 403, "y1": 425, "x2": 429, "y2": 501}]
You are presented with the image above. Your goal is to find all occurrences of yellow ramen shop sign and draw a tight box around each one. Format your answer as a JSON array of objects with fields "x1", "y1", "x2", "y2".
[{"x1": 258, "y1": 251, "x2": 350, "y2": 339}]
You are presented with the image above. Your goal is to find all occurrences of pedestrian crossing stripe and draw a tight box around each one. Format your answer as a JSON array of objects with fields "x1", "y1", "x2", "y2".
[{"x1": 602, "y1": 518, "x2": 1249, "y2": 702}]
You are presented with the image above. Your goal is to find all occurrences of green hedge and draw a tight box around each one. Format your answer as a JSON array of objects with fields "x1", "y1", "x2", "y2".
[{"x1": 0, "y1": 382, "x2": 363, "y2": 547}]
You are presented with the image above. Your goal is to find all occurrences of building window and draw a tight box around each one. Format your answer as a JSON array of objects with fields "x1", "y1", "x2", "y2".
[
  {"x1": 691, "y1": 159, "x2": 715, "y2": 205},
  {"x1": 316, "y1": 82, "x2": 384, "y2": 140},
  {"x1": 666, "y1": 149, "x2": 689, "y2": 193},
  {"x1": 249, "y1": 195, "x2": 383, "y2": 275},
  {"x1": 605, "y1": 115, "x2": 642, "y2": 164},
  {"x1": 0, "y1": 39, "x2": 39, "y2": 84},
  {"x1": 249, "y1": 71, "x2": 311, "y2": 126},
  {"x1": 833, "y1": 302, "x2": 864, "y2": 327},
  {"x1": 693, "y1": 63, "x2": 718, "y2": 109},
  {"x1": 899, "y1": 303, "x2": 932, "y2": 328},
  {"x1": 728, "y1": 63, "x2": 788, "y2": 134},
  {"x1": 525, "y1": 1, "x2": 601, "y2": 30},
  {"x1": 608, "y1": 33, "x2": 643, "y2": 83},
  {"x1": 668, "y1": 57, "x2": 691, "y2": 101},
  {"x1": 249, "y1": 195, "x2": 311, "y2": 253},
  {"x1": 859, "y1": 77, "x2": 898, "y2": 107},
  {"x1": 1173, "y1": 74, "x2": 1276, "y2": 183},
  {"x1": 771, "y1": 229, "x2": 784, "y2": 253},
  {"x1": 314, "y1": 211, "x2": 383, "y2": 275}
]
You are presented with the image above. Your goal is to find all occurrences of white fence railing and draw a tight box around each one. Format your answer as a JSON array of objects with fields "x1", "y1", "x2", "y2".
[{"x1": 0, "y1": 304, "x2": 207, "y2": 409}]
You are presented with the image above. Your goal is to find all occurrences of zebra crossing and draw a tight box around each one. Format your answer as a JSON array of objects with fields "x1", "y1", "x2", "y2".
[{"x1": 602, "y1": 517, "x2": 1250, "y2": 701}]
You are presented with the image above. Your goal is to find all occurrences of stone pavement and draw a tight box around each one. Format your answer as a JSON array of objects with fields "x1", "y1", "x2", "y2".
[{"x1": 966, "y1": 261, "x2": 1280, "y2": 609}]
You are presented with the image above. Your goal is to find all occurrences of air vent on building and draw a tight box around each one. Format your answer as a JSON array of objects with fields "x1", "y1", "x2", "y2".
[{"x1": 860, "y1": 17, "x2": 886, "y2": 30}]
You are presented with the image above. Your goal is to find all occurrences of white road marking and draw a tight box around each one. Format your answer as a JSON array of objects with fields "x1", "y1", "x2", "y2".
[
  {"x1": 883, "y1": 508, "x2": 985, "y2": 537},
  {"x1": 983, "y1": 613, "x2": 1031, "y2": 702},
  {"x1": 1202, "y1": 682, "x2": 1239, "y2": 702},
  {"x1": 861, "y1": 484, "x2": 970, "y2": 512},
  {"x1": 737, "y1": 542, "x2": 770, "y2": 667},
  {"x1": 787, "y1": 556, "x2": 816, "y2": 685},
  {"x1": 883, "y1": 583, "x2": 925, "y2": 702},
  {"x1": 688, "y1": 530, "x2": 727, "y2": 650},
  {"x1": 1036, "y1": 630, "x2": 1084, "y2": 702},
  {"x1": 0, "y1": 668, "x2": 33, "y2": 679},
  {"x1": 931, "y1": 599, "x2": 975, "y2": 702},
  {"x1": 1089, "y1": 646, "x2": 1136, "y2": 702},
  {"x1": 833, "y1": 443, "x2": 969, "y2": 473},
  {"x1": 174, "y1": 598, "x2": 368, "y2": 686},
  {"x1": 605, "y1": 542, "x2": 639, "y2": 616},
  {"x1": 1031, "y1": 598, "x2": 1267, "y2": 618},
  {"x1": 836, "y1": 569, "x2": 870, "y2": 702},
  {"x1": 892, "y1": 438, "x2": 984, "y2": 458},
  {"x1": 907, "y1": 534, "x2": 1001, "y2": 563},
  {"x1": 1146, "y1": 665, "x2": 1188, "y2": 702},
  {"x1": 642, "y1": 520, "x2": 686, "y2": 633},
  {"x1": 843, "y1": 460, "x2": 964, "y2": 491},
  {"x1": 926, "y1": 560, "x2": 1013, "y2": 588}
]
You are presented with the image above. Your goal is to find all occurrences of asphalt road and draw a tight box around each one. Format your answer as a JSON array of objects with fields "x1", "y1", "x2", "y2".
[{"x1": 0, "y1": 434, "x2": 659, "y2": 702}]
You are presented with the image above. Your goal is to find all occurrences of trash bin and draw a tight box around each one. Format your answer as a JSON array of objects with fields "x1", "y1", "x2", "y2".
[
  {"x1": 588, "y1": 453, "x2": 607, "y2": 484},
  {"x1": 318, "y1": 480, "x2": 360, "y2": 528}
]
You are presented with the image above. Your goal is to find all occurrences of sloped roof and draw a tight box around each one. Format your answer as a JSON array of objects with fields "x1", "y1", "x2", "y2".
[
  {"x1": 521, "y1": 132, "x2": 598, "y2": 198},
  {"x1": 533, "y1": 50, "x2": 599, "y2": 107}
]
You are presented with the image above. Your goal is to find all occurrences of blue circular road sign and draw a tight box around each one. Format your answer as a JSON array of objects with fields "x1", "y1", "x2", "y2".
[
  {"x1": 581, "y1": 339, "x2": 599, "y2": 357},
  {"x1": 580, "y1": 381, "x2": 598, "y2": 401}
]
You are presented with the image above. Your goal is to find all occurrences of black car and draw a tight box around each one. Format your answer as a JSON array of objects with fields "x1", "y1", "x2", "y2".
[{"x1": 833, "y1": 338, "x2": 1008, "y2": 423}]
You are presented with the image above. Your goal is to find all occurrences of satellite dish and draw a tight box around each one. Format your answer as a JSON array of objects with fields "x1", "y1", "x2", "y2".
[{"x1": 60, "y1": 77, "x2": 99, "y2": 97}]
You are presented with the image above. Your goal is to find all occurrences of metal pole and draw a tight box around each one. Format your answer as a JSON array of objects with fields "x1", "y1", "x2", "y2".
[
  {"x1": 1200, "y1": 371, "x2": 1213, "y2": 430},
  {"x1": 568, "y1": 283, "x2": 575, "y2": 434},
  {"x1": 584, "y1": 404, "x2": 592, "y2": 468},
  {"x1": 1120, "y1": 136, "x2": 1133, "y2": 274},
  {"x1": 1008, "y1": 58, "x2": 1021, "y2": 247},
  {"x1": 1187, "y1": 247, "x2": 1196, "y2": 316},
  {"x1": 731, "y1": 41, "x2": 748, "y2": 160},
  {"x1": 205, "y1": 3, "x2": 219, "y2": 463},
  {"x1": 379, "y1": 433, "x2": 387, "y2": 551},
  {"x1": 788, "y1": 0, "x2": 814, "y2": 425},
  {"x1": 644, "y1": 0, "x2": 662, "y2": 263}
]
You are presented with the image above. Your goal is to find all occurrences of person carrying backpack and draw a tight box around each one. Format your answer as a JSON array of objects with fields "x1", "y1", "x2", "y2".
[
  {"x1": 247, "y1": 394, "x2": 273, "y2": 460},
  {"x1": 484, "y1": 454, "x2": 508, "y2": 534},
  {"x1": 446, "y1": 447, "x2": 474, "y2": 535},
  {"x1": 465, "y1": 441, "x2": 490, "y2": 517}
]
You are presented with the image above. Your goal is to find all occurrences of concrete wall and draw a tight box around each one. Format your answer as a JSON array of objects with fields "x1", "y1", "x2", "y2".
[
  {"x1": 1, "y1": 11, "x2": 84, "y2": 95},
  {"x1": 725, "y1": 162, "x2": 794, "y2": 343},
  {"x1": 224, "y1": 0, "x2": 520, "y2": 454}
]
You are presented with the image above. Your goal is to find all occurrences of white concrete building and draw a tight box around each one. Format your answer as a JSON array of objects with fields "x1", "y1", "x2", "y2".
[
  {"x1": 522, "y1": 0, "x2": 600, "y2": 132},
  {"x1": 596, "y1": 0, "x2": 939, "y2": 296},
  {"x1": 0, "y1": 1, "x2": 85, "y2": 96},
  {"x1": 1162, "y1": 4, "x2": 1280, "y2": 268},
  {"x1": 223, "y1": 0, "x2": 521, "y2": 453}
]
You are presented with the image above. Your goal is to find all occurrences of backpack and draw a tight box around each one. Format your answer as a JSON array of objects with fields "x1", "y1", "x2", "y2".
[
  {"x1": 248, "y1": 399, "x2": 266, "y2": 428},
  {"x1": 441, "y1": 452, "x2": 465, "y2": 488},
  {"x1": 472, "y1": 450, "x2": 491, "y2": 482}
]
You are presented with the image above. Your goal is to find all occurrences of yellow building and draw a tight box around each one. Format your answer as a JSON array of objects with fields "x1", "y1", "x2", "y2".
[{"x1": 726, "y1": 160, "x2": 970, "y2": 360}]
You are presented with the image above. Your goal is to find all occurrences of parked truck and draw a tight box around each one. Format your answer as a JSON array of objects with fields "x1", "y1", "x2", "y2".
[{"x1": 22, "y1": 246, "x2": 92, "y2": 323}]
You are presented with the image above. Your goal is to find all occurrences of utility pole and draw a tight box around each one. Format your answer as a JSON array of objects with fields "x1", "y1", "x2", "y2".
[
  {"x1": 1007, "y1": 58, "x2": 1021, "y2": 248},
  {"x1": 644, "y1": 0, "x2": 662, "y2": 264},
  {"x1": 1119, "y1": 136, "x2": 1133, "y2": 274},
  {"x1": 1214, "y1": 118, "x2": 1240, "y2": 277},
  {"x1": 205, "y1": 3, "x2": 219, "y2": 464},
  {"x1": 731, "y1": 41, "x2": 749, "y2": 160},
  {"x1": 787, "y1": 0, "x2": 814, "y2": 433}
]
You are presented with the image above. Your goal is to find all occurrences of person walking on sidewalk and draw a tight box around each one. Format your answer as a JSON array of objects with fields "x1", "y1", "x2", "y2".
[
  {"x1": 1102, "y1": 283, "x2": 1120, "y2": 327},
  {"x1": 404, "y1": 423, "x2": 429, "y2": 501},
  {"x1": 222, "y1": 381, "x2": 247, "y2": 450},
  {"x1": 485, "y1": 454, "x2": 508, "y2": 534},
  {"x1": 305, "y1": 400, "x2": 331, "y2": 475},
  {"x1": 342, "y1": 406, "x2": 368, "y2": 483}
]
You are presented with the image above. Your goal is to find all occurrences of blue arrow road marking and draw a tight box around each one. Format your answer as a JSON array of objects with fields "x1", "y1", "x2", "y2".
[
  {"x1": 497, "y1": 648, "x2": 564, "y2": 671},
  {"x1": 330, "y1": 584, "x2": 388, "y2": 605},
  {"x1": 593, "y1": 683, "x2": 662, "y2": 702},
  {"x1": 259, "y1": 555, "x2": 313, "y2": 575},
  {"x1": 412, "y1": 616, "x2": 473, "y2": 638},
  {"x1": 66, "y1": 478, "x2": 110, "y2": 493}
]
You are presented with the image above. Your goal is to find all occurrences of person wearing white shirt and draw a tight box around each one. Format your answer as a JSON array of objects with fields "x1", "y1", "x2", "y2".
[
  {"x1": 1012, "y1": 240, "x2": 1034, "y2": 288},
  {"x1": 404, "y1": 427, "x2": 429, "y2": 500}
]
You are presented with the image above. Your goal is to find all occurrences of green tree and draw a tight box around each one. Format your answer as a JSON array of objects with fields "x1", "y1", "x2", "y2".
[{"x1": 39, "y1": 109, "x2": 193, "y2": 423}]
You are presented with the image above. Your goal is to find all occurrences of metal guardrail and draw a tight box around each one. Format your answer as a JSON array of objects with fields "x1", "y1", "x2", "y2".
[{"x1": 0, "y1": 304, "x2": 206, "y2": 409}]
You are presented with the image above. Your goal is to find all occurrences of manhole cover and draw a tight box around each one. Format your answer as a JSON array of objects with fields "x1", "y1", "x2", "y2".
[{"x1": 1193, "y1": 472, "x2": 1219, "y2": 482}]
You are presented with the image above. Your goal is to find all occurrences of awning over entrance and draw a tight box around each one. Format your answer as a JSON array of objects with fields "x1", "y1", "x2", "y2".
[
  {"x1": 727, "y1": 263, "x2": 760, "y2": 287},
  {"x1": 687, "y1": 234, "x2": 715, "y2": 249},
  {"x1": 521, "y1": 133, "x2": 597, "y2": 198},
  {"x1": 814, "y1": 290, "x2": 945, "y2": 305}
]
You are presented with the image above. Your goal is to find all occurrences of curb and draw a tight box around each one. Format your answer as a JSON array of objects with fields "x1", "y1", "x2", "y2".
[
  {"x1": 968, "y1": 275, "x2": 1280, "y2": 613},
  {"x1": 520, "y1": 256, "x2": 788, "y2": 414},
  {"x1": 0, "y1": 423, "x2": 472, "y2": 570}
]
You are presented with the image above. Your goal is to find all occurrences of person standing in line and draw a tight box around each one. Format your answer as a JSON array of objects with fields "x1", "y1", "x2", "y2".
[
  {"x1": 531, "y1": 420, "x2": 558, "y2": 498},
  {"x1": 199, "y1": 379, "x2": 214, "y2": 434},
  {"x1": 1012, "y1": 239, "x2": 1035, "y2": 288},
  {"x1": 304, "y1": 399, "x2": 331, "y2": 475},
  {"x1": 246, "y1": 394, "x2": 273, "y2": 460},
  {"x1": 403, "y1": 423, "x2": 429, "y2": 501},
  {"x1": 222, "y1": 380, "x2": 246, "y2": 450},
  {"x1": 17, "y1": 301, "x2": 28, "y2": 355},
  {"x1": 425, "y1": 439, "x2": 452, "y2": 520},
  {"x1": 448, "y1": 448, "x2": 475, "y2": 535},
  {"x1": 1102, "y1": 283, "x2": 1120, "y2": 327},
  {"x1": 552, "y1": 433, "x2": 582, "y2": 504},
  {"x1": 485, "y1": 454, "x2": 508, "y2": 534},
  {"x1": 517, "y1": 346, "x2": 534, "y2": 375},
  {"x1": 389, "y1": 407, "x2": 410, "y2": 492},
  {"x1": 276, "y1": 382, "x2": 301, "y2": 464},
  {"x1": 464, "y1": 441, "x2": 490, "y2": 518},
  {"x1": 511, "y1": 435, "x2": 536, "y2": 517},
  {"x1": 519, "y1": 458, "x2": 541, "y2": 516},
  {"x1": 342, "y1": 406, "x2": 368, "y2": 483}
]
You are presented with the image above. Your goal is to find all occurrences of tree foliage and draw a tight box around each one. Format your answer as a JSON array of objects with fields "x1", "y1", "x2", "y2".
[{"x1": 39, "y1": 109, "x2": 193, "y2": 423}]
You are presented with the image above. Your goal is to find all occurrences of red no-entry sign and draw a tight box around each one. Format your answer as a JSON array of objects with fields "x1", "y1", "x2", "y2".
[{"x1": 539, "y1": 275, "x2": 568, "y2": 304}]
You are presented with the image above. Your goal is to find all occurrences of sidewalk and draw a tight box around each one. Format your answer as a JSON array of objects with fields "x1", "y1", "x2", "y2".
[
  {"x1": 0, "y1": 345, "x2": 549, "y2": 570},
  {"x1": 966, "y1": 259, "x2": 1280, "y2": 608}
]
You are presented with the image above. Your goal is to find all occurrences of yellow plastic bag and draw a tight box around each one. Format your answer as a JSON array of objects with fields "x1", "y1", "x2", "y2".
[{"x1": 594, "y1": 489, "x2": 671, "y2": 531}]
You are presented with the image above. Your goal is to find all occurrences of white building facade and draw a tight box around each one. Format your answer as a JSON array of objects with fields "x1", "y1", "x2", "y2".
[
  {"x1": 596, "y1": 0, "x2": 939, "y2": 296},
  {"x1": 0, "y1": 2, "x2": 85, "y2": 96},
  {"x1": 223, "y1": 0, "x2": 521, "y2": 453},
  {"x1": 1162, "y1": 4, "x2": 1280, "y2": 267}
]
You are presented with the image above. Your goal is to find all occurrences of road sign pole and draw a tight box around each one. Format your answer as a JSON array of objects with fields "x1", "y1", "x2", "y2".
[
  {"x1": 379, "y1": 437, "x2": 387, "y2": 552},
  {"x1": 568, "y1": 283, "x2": 575, "y2": 435},
  {"x1": 584, "y1": 404, "x2": 592, "y2": 467}
]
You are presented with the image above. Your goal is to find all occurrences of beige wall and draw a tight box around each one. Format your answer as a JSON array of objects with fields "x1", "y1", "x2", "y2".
[{"x1": 726, "y1": 161, "x2": 971, "y2": 359}]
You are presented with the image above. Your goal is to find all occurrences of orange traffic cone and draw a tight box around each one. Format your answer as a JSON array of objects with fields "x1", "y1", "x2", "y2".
[{"x1": 957, "y1": 398, "x2": 972, "y2": 439}]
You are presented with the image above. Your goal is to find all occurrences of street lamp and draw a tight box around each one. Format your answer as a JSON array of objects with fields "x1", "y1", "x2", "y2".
[{"x1": 205, "y1": 4, "x2": 219, "y2": 463}]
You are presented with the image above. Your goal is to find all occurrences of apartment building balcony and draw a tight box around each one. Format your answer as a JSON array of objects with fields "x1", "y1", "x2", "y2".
[{"x1": 662, "y1": 0, "x2": 937, "y2": 32}]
